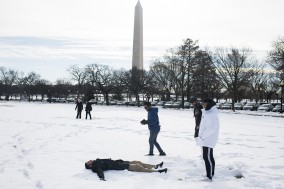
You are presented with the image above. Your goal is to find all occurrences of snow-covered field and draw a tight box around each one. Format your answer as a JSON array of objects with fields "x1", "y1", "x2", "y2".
[{"x1": 0, "y1": 102, "x2": 284, "y2": 189}]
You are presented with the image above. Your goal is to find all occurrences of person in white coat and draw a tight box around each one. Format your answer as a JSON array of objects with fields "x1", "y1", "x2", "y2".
[{"x1": 196, "y1": 98, "x2": 220, "y2": 181}]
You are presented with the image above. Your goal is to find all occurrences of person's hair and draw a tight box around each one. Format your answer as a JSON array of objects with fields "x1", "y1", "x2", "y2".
[
  {"x1": 143, "y1": 101, "x2": 151, "y2": 107},
  {"x1": 203, "y1": 98, "x2": 216, "y2": 110},
  {"x1": 85, "y1": 162, "x2": 91, "y2": 169}
]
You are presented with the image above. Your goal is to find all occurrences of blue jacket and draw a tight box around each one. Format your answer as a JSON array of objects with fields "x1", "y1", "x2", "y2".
[{"x1": 147, "y1": 107, "x2": 160, "y2": 131}]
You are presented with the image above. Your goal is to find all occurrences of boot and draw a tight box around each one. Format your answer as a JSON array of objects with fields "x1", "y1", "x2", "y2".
[
  {"x1": 158, "y1": 168, "x2": 167, "y2": 173},
  {"x1": 159, "y1": 152, "x2": 166, "y2": 156},
  {"x1": 145, "y1": 153, "x2": 154, "y2": 156},
  {"x1": 155, "y1": 162, "x2": 164, "y2": 169}
]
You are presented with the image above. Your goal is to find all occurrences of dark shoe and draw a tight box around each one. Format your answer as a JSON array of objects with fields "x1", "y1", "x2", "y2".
[
  {"x1": 159, "y1": 152, "x2": 166, "y2": 156},
  {"x1": 155, "y1": 162, "x2": 164, "y2": 169},
  {"x1": 145, "y1": 154, "x2": 154, "y2": 156},
  {"x1": 202, "y1": 177, "x2": 212, "y2": 182},
  {"x1": 158, "y1": 168, "x2": 167, "y2": 173}
]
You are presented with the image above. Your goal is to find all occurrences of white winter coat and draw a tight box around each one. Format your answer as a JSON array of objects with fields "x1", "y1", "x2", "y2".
[{"x1": 196, "y1": 106, "x2": 220, "y2": 148}]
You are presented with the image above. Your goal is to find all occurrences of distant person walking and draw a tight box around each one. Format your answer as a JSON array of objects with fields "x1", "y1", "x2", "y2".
[
  {"x1": 189, "y1": 97, "x2": 203, "y2": 139},
  {"x1": 75, "y1": 99, "x2": 83, "y2": 119},
  {"x1": 141, "y1": 102, "x2": 166, "y2": 156},
  {"x1": 85, "y1": 101, "x2": 92, "y2": 119},
  {"x1": 196, "y1": 98, "x2": 220, "y2": 181}
]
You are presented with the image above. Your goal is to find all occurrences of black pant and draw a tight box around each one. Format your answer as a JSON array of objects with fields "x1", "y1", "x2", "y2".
[
  {"x1": 85, "y1": 111, "x2": 92, "y2": 119},
  {"x1": 194, "y1": 128, "x2": 199, "y2": 138},
  {"x1": 76, "y1": 110, "x2": 82, "y2": 119},
  {"x1": 202, "y1": 147, "x2": 215, "y2": 179},
  {"x1": 149, "y1": 130, "x2": 163, "y2": 154}
]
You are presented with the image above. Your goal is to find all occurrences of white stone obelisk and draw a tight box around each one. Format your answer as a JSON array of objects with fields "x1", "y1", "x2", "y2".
[{"x1": 132, "y1": 0, "x2": 143, "y2": 70}]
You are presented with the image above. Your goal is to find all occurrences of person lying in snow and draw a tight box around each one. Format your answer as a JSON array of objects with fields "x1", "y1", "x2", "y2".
[{"x1": 85, "y1": 158, "x2": 167, "y2": 181}]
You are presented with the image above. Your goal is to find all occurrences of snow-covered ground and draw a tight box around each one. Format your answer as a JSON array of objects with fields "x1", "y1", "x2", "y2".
[{"x1": 0, "y1": 101, "x2": 284, "y2": 189}]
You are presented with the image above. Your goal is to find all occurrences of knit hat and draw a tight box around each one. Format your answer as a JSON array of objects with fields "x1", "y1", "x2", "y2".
[{"x1": 189, "y1": 96, "x2": 197, "y2": 103}]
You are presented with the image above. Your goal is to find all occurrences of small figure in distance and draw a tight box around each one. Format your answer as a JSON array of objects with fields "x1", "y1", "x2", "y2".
[
  {"x1": 85, "y1": 100, "x2": 92, "y2": 120},
  {"x1": 75, "y1": 98, "x2": 83, "y2": 119},
  {"x1": 85, "y1": 158, "x2": 167, "y2": 181},
  {"x1": 189, "y1": 96, "x2": 203, "y2": 139}
]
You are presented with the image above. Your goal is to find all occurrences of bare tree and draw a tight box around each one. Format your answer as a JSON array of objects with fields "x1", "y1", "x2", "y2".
[
  {"x1": 85, "y1": 64, "x2": 115, "y2": 105},
  {"x1": 0, "y1": 67, "x2": 19, "y2": 100},
  {"x1": 111, "y1": 70, "x2": 127, "y2": 101},
  {"x1": 67, "y1": 65, "x2": 87, "y2": 97},
  {"x1": 151, "y1": 39, "x2": 200, "y2": 108},
  {"x1": 162, "y1": 49, "x2": 181, "y2": 101},
  {"x1": 267, "y1": 36, "x2": 284, "y2": 81},
  {"x1": 54, "y1": 78, "x2": 72, "y2": 99},
  {"x1": 247, "y1": 62, "x2": 270, "y2": 103},
  {"x1": 21, "y1": 72, "x2": 41, "y2": 102},
  {"x1": 214, "y1": 47, "x2": 256, "y2": 110},
  {"x1": 34, "y1": 79, "x2": 51, "y2": 101},
  {"x1": 143, "y1": 74, "x2": 160, "y2": 102},
  {"x1": 118, "y1": 68, "x2": 154, "y2": 106},
  {"x1": 150, "y1": 59, "x2": 175, "y2": 101}
]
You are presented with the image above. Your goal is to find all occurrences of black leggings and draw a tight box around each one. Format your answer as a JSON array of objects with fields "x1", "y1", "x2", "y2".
[
  {"x1": 85, "y1": 111, "x2": 92, "y2": 119},
  {"x1": 76, "y1": 110, "x2": 82, "y2": 119},
  {"x1": 202, "y1": 147, "x2": 215, "y2": 179}
]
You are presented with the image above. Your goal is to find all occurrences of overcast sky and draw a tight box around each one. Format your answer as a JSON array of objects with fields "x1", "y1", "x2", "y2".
[{"x1": 0, "y1": 0, "x2": 283, "y2": 83}]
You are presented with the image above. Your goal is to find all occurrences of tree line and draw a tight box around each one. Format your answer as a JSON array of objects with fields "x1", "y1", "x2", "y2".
[{"x1": 1, "y1": 37, "x2": 283, "y2": 109}]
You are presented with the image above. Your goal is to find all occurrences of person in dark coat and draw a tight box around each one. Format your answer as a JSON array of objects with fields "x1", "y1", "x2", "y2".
[
  {"x1": 189, "y1": 97, "x2": 203, "y2": 139},
  {"x1": 75, "y1": 99, "x2": 83, "y2": 119},
  {"x1": 141, "y1": 102, "x2": 166, "y2": 156},
  {"x1": 85, "y1": 158, "x2": 167, "y2": 181},
  {"x1": 85, "y1": 101, "x2": 92, "y2": 119}
]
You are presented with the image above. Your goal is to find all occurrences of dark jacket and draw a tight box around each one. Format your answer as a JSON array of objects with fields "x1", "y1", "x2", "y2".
[
  {"x1": 85, "y1": 102, "x2": 92, "y2": 112},
  {"x1": 75, "y1": 101, "x2": 83, "y2": 111},
  {"x1": 91, "y1": 159, "x2": 129, "y2": 180},
  {"x1": 193, "y1": 103, "x2": 203, "y2": 137},
  {"x1": 147, "y1": 107, "x2": 160, "y2": 131}
]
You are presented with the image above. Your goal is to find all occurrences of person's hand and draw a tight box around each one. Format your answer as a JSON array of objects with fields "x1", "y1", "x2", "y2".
[{"x1": 140, "y1": 119, "x2": 147, "y2": 125}]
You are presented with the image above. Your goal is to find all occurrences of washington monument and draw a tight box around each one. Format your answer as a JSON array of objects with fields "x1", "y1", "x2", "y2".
[{"x1": 132, "y1": 0, "x2": 143, "y2": 70}]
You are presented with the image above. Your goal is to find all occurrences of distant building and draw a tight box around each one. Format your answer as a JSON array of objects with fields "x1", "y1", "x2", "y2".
[{"x1": 132, "y1": 0, "x2": 143, "y2": 70}]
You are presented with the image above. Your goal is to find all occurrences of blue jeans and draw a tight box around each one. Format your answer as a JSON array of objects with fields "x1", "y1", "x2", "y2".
[{"x1": 149, "y1": 129, "x2": 164, "y2": 154}]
